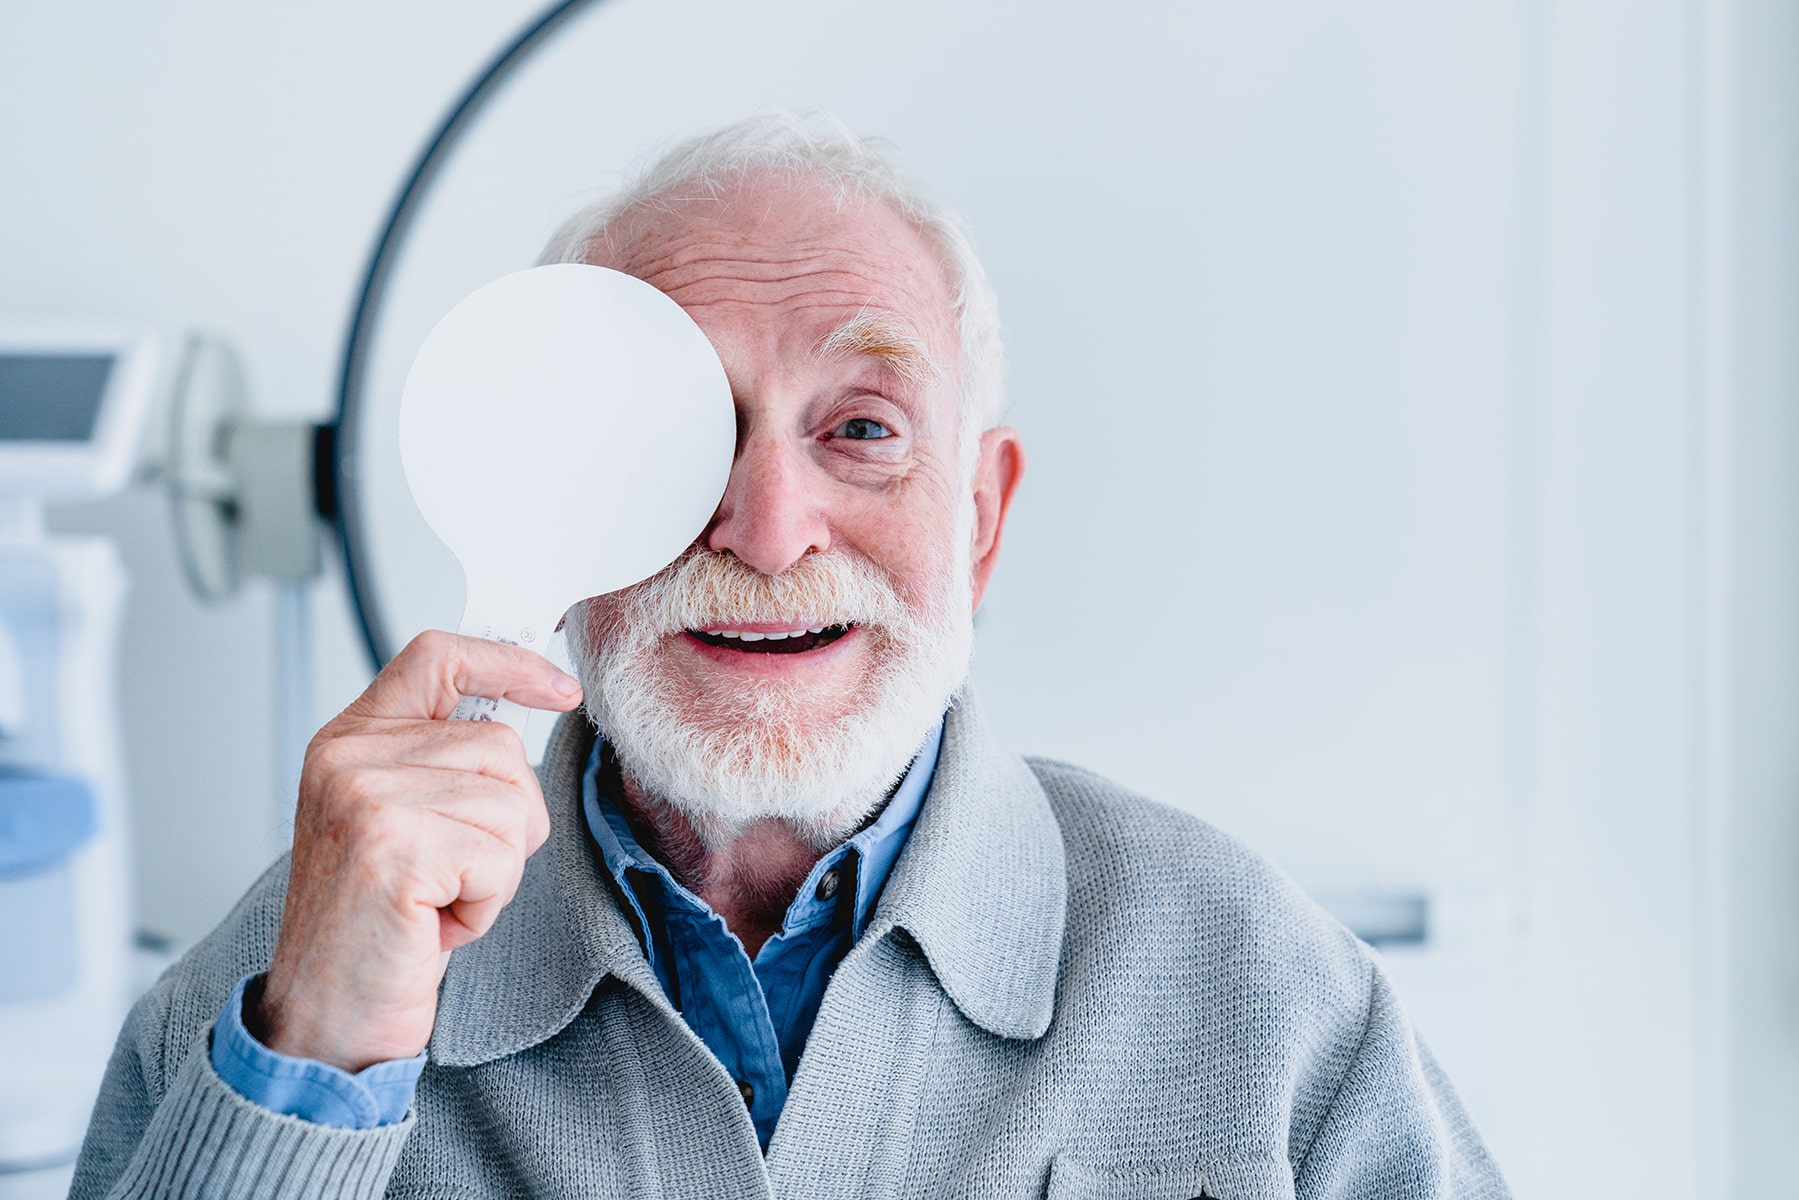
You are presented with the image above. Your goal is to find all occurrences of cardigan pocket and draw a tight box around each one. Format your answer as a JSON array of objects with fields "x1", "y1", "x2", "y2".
[{"x1": 1046, "y1": 1154, "x2": 1295, "y2": 1200}]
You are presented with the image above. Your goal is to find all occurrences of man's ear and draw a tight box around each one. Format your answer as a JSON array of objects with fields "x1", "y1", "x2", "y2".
[{"x1": 968, "y1": 426, "x2": 1025, "y2": 611}]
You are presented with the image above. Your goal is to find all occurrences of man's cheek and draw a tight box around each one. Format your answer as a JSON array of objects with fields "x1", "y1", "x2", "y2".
[{"x1": 896, "y1": 560, "x2": 959, "y2": 616}]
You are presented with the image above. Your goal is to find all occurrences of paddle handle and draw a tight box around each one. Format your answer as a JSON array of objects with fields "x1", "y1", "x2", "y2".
[
  {"x1": 448, "y1": 690, "x2": 530, "y2": 733},
  {"x1": 449, "y1": 614, "x2": 552, "y2": 736}
]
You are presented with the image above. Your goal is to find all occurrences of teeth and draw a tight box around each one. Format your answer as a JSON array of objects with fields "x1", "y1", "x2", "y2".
[{"x1": 705, "y1": 624, "x2": 844, "y2": 641}]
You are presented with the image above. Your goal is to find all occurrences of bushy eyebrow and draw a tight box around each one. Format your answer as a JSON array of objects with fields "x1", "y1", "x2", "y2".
[{"x1": 810, "y1": 308, "x2": 942, "y2": 388}]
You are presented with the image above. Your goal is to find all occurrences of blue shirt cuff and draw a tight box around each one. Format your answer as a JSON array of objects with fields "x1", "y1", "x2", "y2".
[{"x1": 210, "y1": 973, "x2": 427, "y2": 1128}]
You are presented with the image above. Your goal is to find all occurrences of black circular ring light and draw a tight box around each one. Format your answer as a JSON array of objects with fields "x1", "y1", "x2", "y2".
[{"x1": 331, "y1": 0, "x2": 604, "y2": 670}]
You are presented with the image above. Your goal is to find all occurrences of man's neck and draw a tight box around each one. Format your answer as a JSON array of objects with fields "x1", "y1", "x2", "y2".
[{"x1": 614, "y1": 769, "x2": 828, "y2": 959}]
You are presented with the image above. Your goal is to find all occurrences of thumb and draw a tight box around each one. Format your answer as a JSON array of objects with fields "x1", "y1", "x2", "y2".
[{"x1": 352, "y1": 630, "x2": 584, "y2": 721}]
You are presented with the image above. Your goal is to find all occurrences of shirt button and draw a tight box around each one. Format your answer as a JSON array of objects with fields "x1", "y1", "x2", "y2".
[
  {"x1": 737, "y1": 1079, "x2": 755, "y2": 1107},
  {"x1": 815, "y1": 868, "x2": 841, "y2": 901}
]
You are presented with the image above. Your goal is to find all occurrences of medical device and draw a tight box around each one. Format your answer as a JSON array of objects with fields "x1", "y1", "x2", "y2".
[
  {"x1": 0, "y1": 325, "x2": 158, "y2": 1181},
  {"x1": 397, "y1": 265, "x2": 733, "y2": 734}
]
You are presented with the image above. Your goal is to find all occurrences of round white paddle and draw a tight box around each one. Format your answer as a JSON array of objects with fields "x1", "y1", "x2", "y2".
[{"x1": 398, "y1": 264, "x2": 735, "y2": 732}]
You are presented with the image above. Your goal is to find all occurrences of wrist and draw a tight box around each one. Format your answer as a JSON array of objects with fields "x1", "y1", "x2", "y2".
[{"x1": 253, "y1": 970, "x2": 428, "y2": 1073}]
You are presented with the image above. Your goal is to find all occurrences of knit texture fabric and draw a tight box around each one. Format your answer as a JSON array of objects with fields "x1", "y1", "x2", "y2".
[{"x1": 70, "y1": 695, "x2": 1510, "y2": 1199}]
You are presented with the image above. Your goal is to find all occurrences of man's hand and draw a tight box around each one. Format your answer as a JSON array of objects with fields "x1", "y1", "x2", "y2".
[{"x1": 252, "y1": 631, "x2": 584, "y2": 1073}]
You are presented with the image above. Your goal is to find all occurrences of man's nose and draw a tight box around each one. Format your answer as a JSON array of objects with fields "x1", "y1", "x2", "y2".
[{"x1": 704, "y1": 429, "x2": 830, "y2": 574}]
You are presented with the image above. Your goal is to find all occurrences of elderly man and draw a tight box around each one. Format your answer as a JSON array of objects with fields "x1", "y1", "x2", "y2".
[{"x1": 73, "y1": 116, "x2": 1509, "y2": 1199}]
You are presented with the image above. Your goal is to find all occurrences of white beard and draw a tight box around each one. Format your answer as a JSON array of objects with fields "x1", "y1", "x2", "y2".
[{"x1": 564, "y1": 535, "x2": 974, "y2": 850}]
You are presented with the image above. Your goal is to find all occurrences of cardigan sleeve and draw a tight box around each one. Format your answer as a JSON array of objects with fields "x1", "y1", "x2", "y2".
[
  {"x1": 1291, "y1": 962, "x2": 1510, "y2": 1200},
  {"x1": 68, "y1": 986, "x2": 414, "y2": 1200}
]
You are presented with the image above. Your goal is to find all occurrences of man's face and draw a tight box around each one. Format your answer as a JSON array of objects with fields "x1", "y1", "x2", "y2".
[{"x1": 567, "y1": 174, "x2": 1016, "y2": 845}]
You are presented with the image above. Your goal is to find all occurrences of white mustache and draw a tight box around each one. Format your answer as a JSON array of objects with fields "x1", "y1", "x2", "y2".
[{"x1": 603, "y1": 547, "x2": 918, "y2": 643}]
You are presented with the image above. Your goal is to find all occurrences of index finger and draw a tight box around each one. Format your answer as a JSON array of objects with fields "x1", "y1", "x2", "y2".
[{"x1": 349, "y1": 630, "x2": 584, "y2": 722}]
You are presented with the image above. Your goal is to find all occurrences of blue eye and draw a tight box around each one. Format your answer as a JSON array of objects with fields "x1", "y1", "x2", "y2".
[{"x1": 834, "y1": 418, "x2": 893, "y2": 440}]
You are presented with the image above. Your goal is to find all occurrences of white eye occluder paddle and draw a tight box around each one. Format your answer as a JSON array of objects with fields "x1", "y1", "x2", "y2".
[{"x1": 398, "y1": 264, "x2": 735, "y2": 733}]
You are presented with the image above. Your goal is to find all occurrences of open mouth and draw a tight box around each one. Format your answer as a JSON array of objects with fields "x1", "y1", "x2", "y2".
[{"x1": 688, "y1": 623, "x2": 854, "y2": 654}]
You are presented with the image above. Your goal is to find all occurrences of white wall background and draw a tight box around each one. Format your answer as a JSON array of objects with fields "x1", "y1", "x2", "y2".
[{"x1": 3, "y1": 1, "x2": 1796, "y2": 1195}]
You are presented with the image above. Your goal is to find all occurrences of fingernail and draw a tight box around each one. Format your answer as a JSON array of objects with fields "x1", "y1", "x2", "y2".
[{"x1": 553, "y1": 669, "x2": 582, "y2": 696}]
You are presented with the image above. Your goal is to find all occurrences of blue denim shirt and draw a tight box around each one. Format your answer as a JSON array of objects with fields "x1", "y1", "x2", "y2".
[
  {"x1": 209, "y1": 973, "x2": 425, "y2": 1127},
  {"x1": 210, "y1": 719, "x2": 942, "y2": 1141},
  {"x1": 583, "y1": 720, "x2": 940, "y2": 1148}
]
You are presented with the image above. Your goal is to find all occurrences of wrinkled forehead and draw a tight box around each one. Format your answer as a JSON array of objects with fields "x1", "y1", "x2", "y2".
[{"x1": 586, "y1": 174, "x2": 963, "y2": 378}]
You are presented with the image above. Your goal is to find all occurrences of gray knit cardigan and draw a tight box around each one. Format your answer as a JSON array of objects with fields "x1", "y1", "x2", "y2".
[{"x1": 71, "y1": 695, "x2": 1510, "y2": 1199}]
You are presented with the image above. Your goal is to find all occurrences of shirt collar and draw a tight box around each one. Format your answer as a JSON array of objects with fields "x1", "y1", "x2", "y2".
[
  {"x1": 580, "y1": 720, "x2": 943, "y2": 955},
  {"x1": 430, "y1": 693, "x2": 1065, "y2": 1066},
  {"x1": 845, "y1": 718, "x2": 940, "y2": 937}
]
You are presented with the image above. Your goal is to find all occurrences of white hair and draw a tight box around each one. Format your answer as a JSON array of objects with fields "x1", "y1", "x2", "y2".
[{"x1": 538, "y1": 112, "x2": 1007, "y2": 476}]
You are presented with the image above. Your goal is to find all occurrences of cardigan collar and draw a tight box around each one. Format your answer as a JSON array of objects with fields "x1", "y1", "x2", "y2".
[
  {"x1": 864, "y1": 692, "x2": 1067, "y2": 1039},
  {"x1": 429, "y1": 690, "x2": 1067, "y2": 1067},
  {"x1": 429, "y1": 708, "x2": 648, "y2": 1066}
]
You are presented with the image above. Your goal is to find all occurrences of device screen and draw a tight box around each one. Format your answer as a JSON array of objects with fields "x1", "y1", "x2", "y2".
[{"x1": 0, "y1": 354, "x2": 117, "y2": 441}]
